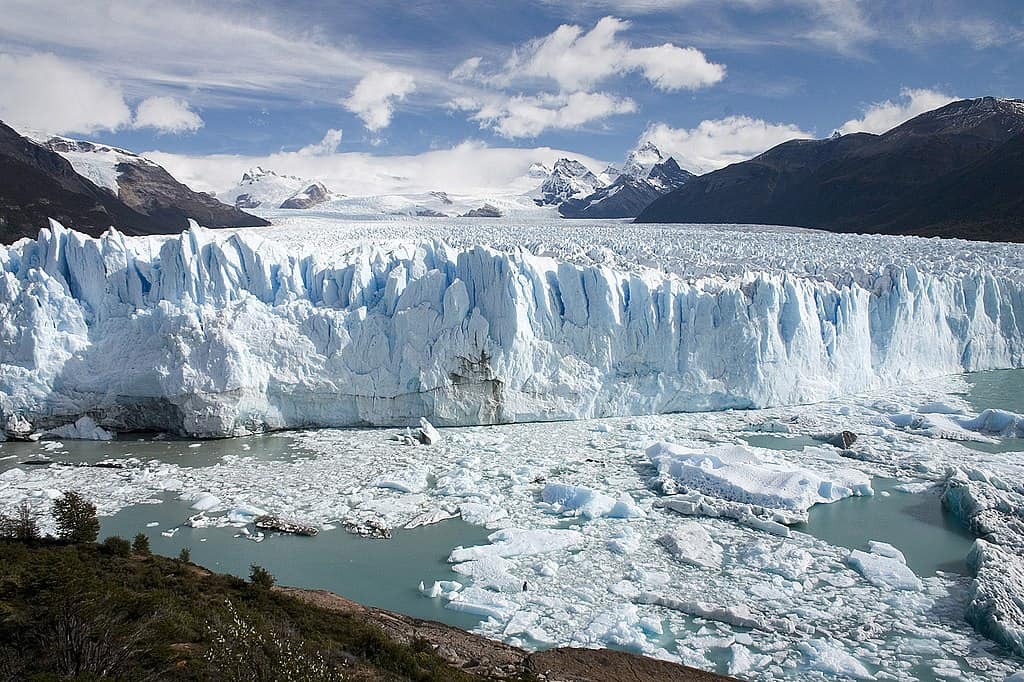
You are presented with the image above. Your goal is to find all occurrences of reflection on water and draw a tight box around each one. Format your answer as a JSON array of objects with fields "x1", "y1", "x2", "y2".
[
  {"x1": 100, "y1": 498, "x2": 491, "y2": 630},
  {"x1": 796, "y1": 479, "x2": 976, "y2": 576}
]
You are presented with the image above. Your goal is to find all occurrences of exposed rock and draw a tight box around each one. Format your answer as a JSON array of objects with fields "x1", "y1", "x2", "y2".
[
  {"x1": 460, "y1": 203, "x2": 502, "y2": 218},
  {"x1": 280, "y1": 182, "x2": 331, "y2": 209},
  {"x1": 534, "y1": 158, "x2": 603, "y2": 206},
  {"x1": 254, "y1": 514, "x2": 320, "y2": 536}
]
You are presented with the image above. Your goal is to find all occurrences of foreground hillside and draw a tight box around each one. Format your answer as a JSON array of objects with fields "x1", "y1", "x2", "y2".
[
  {"x1": 637, "y1": 97, "x2": 1024, "y2": 241},
  {"x1": 0, "y1": 540, "x2": 725, "y2": 681}
]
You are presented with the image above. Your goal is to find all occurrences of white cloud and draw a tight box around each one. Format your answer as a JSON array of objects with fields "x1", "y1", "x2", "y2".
[
  {"x1": 0, "y1": 52, "x2": 132, "y2": 134},
  {"x1": 132, "y1": 96, "x2": 203, "y2": 133},
  {"x1": 297, "y1": 128, "x2": 344, "y2": 156},
  {"x1": 343, "y1": 71, "x2": 416, "y2": 131},
  {"x1": 450, "y1": 56, "x2": 482, "y2": 81},
  {"x1": 467, "y1": 91, "x2": 637, "y2": 138},
  {"x1": 641, "y1": 116, "x2": 812, "y2": 173},
  {"x1": 505, "y1": 16, "x2": 724, "y2": 92},
  {"x1": 144, "y1": 140, "x2": 608, "y2": 197},
  {"x1": 838, "y1": 87, "x2": 957, "y2": 134}
]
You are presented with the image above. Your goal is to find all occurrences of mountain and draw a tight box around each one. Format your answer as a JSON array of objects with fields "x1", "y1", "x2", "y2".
[
  {"x1": 532, "y1": 158, "x2": 604, "y2": 206},
  {"x1": 636, "y1": 97, "x2": 1024, "y2": 242},
  {"x1": 0, "y1": 122, "x2": 266, "y2": 243},
  {"x1": 223, "y1": 166, "x2": 306, "y2": 209},
  {"x1": 280, "y1": 181, "x2": 333, "y2": 209},
  {"x1": 40, "y1": 134, "x2": 269, "y2": 232},
  {"x1": 559, "y1": 153, "x2": 695, "y2": 219}
]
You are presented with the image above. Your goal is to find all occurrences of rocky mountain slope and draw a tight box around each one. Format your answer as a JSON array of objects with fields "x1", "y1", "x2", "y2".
[
  {"x1": 636, "y1": 97, "x2": 1024, "y2": 241},
  {"x1": 0, "y1": 123, "x2": 266, "y2": 243}
]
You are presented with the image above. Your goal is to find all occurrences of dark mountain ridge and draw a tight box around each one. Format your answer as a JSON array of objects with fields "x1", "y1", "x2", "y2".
[
  {"x1": 636, "y1": 97, "x2": 1024, "y2": 242},
  {"x1": 0, "y1": 121, "x2": 268, "y2": 244}
]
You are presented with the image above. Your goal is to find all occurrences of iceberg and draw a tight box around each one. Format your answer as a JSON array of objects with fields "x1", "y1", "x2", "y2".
[{"x1": 2, "y1": 222, "x2": 1024, "y2": 437}]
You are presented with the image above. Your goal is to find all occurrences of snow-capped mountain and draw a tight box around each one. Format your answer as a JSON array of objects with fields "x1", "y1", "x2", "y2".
[
  {"x1": 222, "y1": 166, "x2": 308, "y2": 209},
  {"x1": 0, "y1": 123, "x2": 266, "y2": 243},
  {"x1": 532, "y1": 158, "x2": 605, "y2": 206},
  {"x1": 621, "y1": 141, "x2": 666, "y2": 179},
  {"x1": 558, "y1": 148, "x2": 695, "y2": 218}
]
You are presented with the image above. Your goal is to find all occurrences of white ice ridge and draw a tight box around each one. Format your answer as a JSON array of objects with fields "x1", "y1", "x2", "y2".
[{"x1": 2, "y1": 221, "x2": 1024, "y2": 437}]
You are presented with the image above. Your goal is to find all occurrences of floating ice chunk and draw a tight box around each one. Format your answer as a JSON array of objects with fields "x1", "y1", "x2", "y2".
[
  {"x1": 847, "y1": 544, "x2": 922, "y2": 591},
  {"x1": 418, "y1": 417, "x2": 441, "y2": 445},
  {"x1": 160, "y1": 478, "x2": 183, "y2": 491},
  {"x1": 458, "y1": 502, "x2": 507, "y2": 526},
  {"x1": 656, "y1": 522, "x2": 723, "y2": 569},
  {"x1": 648, "y1": 442, "x2": 872, "y2": 513},
  {"x1": 446, "y1": 586, "x2": 518, "y2": 622},
  {"x1": 374, "y1": 469, "x2": 430, "y2": 494},
  {"x1": 534, "y1": 560, "x2": 558, "y2": 577},
  {"x1": 541, "y1": 483, "x2": 645, "y2": 519},
  {"x1": 405, "y1": 509, "x2": 457, "y2": 528},
  {"x1": 226, "y1": 504, "x2": 268, "y2": 524},
  {"x1": 636, "y1": 593, "x2": 777, "y2": 631},
  {"x1": 799, "y1": 638, "x2": 875, "y2": 680},
  {"x1": 187, "y1": 492, "x2": 222, "y2": 512},
  {"x1": 451, "y1": 554, "x2": 520, "y2": 592},
  {"x1": 43, "y1": 416, "x2": 114, "y2": 441},
  {"x1": 746, "y1": 544, "x2": 814, "y2": 581},
  {"x1": 728, "y1": 644, "x2": 773, "y2": 677},
  {"x1": 966, "y1": 539, "x2": 1024, "y2": 657},
  {"x1": 419, "y1": 580, "x2": 462, "y2": 599},
  {"x1": 449, "y1": 528, "x2": 585, "y2": 562}
]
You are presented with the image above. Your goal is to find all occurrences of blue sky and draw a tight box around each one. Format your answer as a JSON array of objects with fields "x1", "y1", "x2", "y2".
[{"x1": 0, "y1": 0, "x2": 1021, "y2": 190}]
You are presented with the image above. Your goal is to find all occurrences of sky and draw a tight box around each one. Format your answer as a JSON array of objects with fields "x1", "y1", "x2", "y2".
[{"x1": 0, "y1": 0, "x2": 1021, "y2": 193}]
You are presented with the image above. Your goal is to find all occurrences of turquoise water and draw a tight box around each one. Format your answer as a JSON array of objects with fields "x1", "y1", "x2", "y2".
[
  {"x1": 0, "y1": 432, "x2": 306, "y2": 472},
  {"x1": 965, "y1": 368, "x2": 1024, "y2": 414},
  {"x1": 100, "y1": 497, "x2": 491, "y2": 630},
  {"x1": 796, "y1": 478, "x2": 977, "y2": 575}
]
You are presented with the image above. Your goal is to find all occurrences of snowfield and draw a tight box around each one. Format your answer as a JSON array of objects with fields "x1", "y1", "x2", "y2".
[{"x1": 1, "y1": 216, "x2": 1023, "y2": 437}]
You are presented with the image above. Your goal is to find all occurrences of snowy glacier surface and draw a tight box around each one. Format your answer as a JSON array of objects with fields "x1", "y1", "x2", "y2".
[{"x1": 2, "y1": 216, "x2": 1024, "y2": 437}]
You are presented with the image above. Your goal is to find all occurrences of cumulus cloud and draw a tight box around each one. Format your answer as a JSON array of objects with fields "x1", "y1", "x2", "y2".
[
  {"x1": 505, "y1": 16, "x2": 724, "y2": 92},
  {"x1": 297, "y1": 128, "x2": 344, "y2": 156},
  {"x1": 144, "y1": 140, "x2": 608, "y2": 197},
  {"x1": 343, "y1": 71, "x2": 416, "y2": 131},
  {"x1": 466, "y1": 91, "x2": 637, "y2": 138},
  {"x1": 838, "y1": 87, "x2": 957, "y2": 134},
  {"x1": 132, "y1": 96, "x2": 203, "y2": 133},
  {"x1": 641, "y1": 116, "x2": 813, "y2": 173},
  {"x1": 0, "y1": 52, "x2": 132, "y2": 134}
]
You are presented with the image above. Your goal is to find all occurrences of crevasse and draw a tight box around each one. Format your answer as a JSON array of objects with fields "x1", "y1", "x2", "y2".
[{"x1": 1, "y1": 221, "x2": 1023, "y2": 437}]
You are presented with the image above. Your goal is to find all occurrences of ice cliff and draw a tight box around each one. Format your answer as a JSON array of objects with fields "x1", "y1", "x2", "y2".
[{"x1": 2, "y1": 221, "x2": 1024, "y2": 437}]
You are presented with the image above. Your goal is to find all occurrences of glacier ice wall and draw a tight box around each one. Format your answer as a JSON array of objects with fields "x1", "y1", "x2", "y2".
[{"x1": 2, "y1": 222, "x2": 1023, "y2": 437}]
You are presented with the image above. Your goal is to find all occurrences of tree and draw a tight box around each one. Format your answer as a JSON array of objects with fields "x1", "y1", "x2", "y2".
[
  {"x1": 178, "y1": 547, "x2": 191, "y2": 562},
  {"x1": 101, "y1": 536, "x2": 131, "y2": 557},
  {"x1": 249, "y1": 564, "x2": 275, "y2": 590},
  {"x1": 131, "y1": 533, "x2": 150, "y2": 555},
  {"x1": 52, "y1": 492, "x2": 100, "y2": 544},
  {"x1": 0, "y1": 502, "x2": 40, "y2": 541}
]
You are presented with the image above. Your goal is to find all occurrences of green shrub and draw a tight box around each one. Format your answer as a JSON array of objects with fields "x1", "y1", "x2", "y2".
[
  {"x1": 131, "y1": 533, "x2": 151, "y2": 555},
  {"x1": 52, "y1": 491, "x2": 99, "y2": 544},
  {"x1": 100, "y1": 535, "x2": 131, "y2": 557},
  {"x1": 178, "y1": 547, "x2": 191, "y2": 562},
  {"x1": 249, "y1": 563, "x2": 275, "y2": 590}
]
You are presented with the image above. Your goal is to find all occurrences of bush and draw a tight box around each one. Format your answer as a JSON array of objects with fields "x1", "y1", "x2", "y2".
[
  {"x1": 178, "y1": 547, "x2": 191, "y2": 562},
  {"x1": 249, "y1": 564, "x2": 275, "y2": 590},
  {"x1": 0, "y1": 502, "x2": 40, "y2": 541},
  {"x1": 131, "y1": 533, "x2": 150, "y2": 555},
  {"x1": 100, "y1": 535, "x2": 131, "y2": 557},
  {"x1": 52, "y1": 491, "x2": 99, "y2": 544}
]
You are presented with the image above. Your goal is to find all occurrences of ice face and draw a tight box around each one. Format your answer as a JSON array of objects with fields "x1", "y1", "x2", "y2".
[{"x1": 2, "y1": 219, "x2": 1024, "y2": 437}]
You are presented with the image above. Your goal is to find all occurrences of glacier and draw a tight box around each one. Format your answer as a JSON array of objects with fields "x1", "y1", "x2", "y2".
[{"x1": 2, "y1": 219, "x2": 1024, "y2": 438}]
